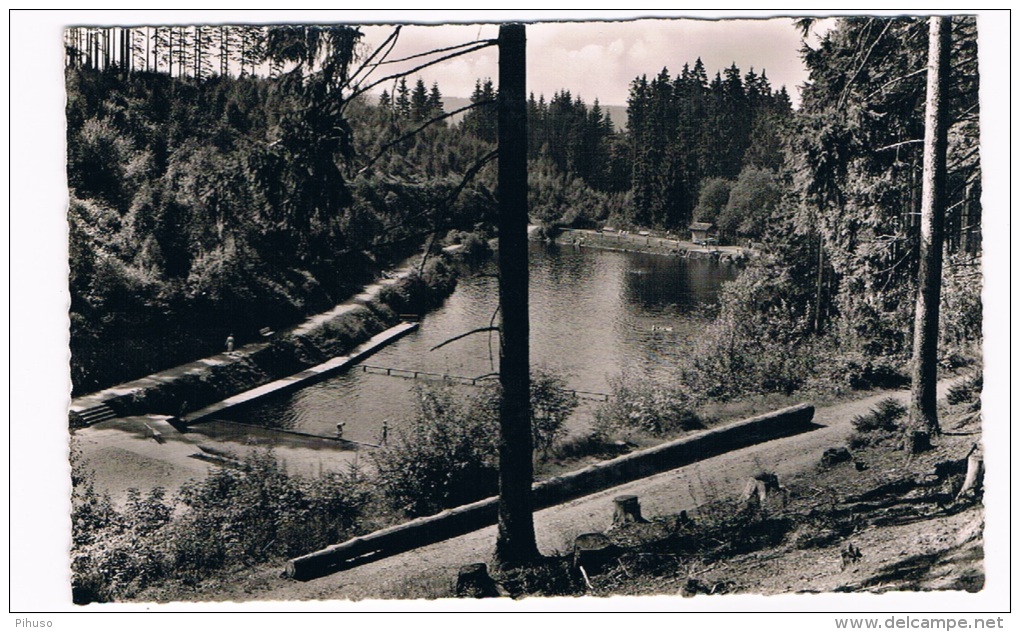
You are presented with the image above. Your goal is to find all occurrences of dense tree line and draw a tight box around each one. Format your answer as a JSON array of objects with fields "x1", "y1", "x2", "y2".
[
  {"x1": 793, "y1": 16, "x2": 980, "y2": 357},
  {"x1": 66, "y1": 26, "x2": 497, "y2": 394},
  {"x1": 65, "y1": 25, "x2": 271, "y2": 78},
  {"x1": 476, "y1": 57, "x2": 796, "y2": 236},
  {"x1": 677, "y1": 16, "x2": 982, "y2": 401},
  {"x1": 625, "y1": 60, "x2": 794, "y2": 233}
]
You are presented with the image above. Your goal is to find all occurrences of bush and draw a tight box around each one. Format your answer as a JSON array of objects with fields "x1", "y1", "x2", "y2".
[
  {"x1": 372, "y1": 384, "x2": 500, "y2": 517},
  {"x1": 70, "y1": 447, "x2": 371, "y2": 602},
  {"x1": 813, "y1": 348, "x2": 909, "y2": 392},
  {"x1": 379, "y1": 257, "x2": 458, "y2": 317},
  {"x1": 551, "y1": 431, "x2": 627, "y2": 462},
  {"x1": 171, "y1": 450, "x2": 370, "y2": 565},
  {"x1": 946, "y1": 373, "x2": 982, "y2": 406},
  {"x1": 372, "y1": 369, "x2": 579, "y2": 515},
  {"x1": 530, "y1": 223, "x2": 563, "y2": 242},
  {"x1": 530, "y1": 369, "x2": 579, "y2": 456},
  {"x1": 680, "y1": 261, "x2": 816, "y2": 400},
  {"x1": 445, "y1": 230, "x2": 491, "y2": 264},
  {"x1": 594, "y1": 374, "x2": 702, "y2": 437},
  {"x1": 849, "y1": 398, "x2": 906, "y2": 449}
]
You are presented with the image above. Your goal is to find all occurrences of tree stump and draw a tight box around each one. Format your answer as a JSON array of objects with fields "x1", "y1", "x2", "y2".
[
  {"x1": 612, "y1": 495, "x2": 645, "y2": 527},
  {"x1": 676, "y1": 510, "x2": 693, "y2": 529},
  {"x1": 455, "y1": 563, "x2": 500, "y2": 598},
  {"x1": 742, "y1": 472, "x2": 785, "y2": 514},
  {"x1": 840, "y1": 542, "x2": 863, "y2": 569},
  {"x1": 572, "y1": 533, "x2": 617, "y2": 575},
  {"x1": 821, "y1": 446, "x2": 853, "y2": 467},
  {"x1": 956, "y1": 448, "x2": 984, "y2": 500},
  {"x1": 908, "y1": 430, "x2": 933, "y2": 454}
]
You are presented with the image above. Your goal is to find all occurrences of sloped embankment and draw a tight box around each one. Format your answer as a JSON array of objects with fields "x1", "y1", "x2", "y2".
[{"x1": 70, "y1": 256, "x2": 458, "y2": 425}]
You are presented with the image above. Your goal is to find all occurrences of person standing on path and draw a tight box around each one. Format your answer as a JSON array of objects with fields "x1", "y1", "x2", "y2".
[{"x1": 225, "y1": 333, "x2": 234, "y2": 353}]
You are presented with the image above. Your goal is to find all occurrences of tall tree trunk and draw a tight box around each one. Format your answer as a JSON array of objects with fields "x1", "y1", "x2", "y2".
[
  {"x1": 908, "y1": 15, "x2": 951, "y2": 449},
  {"x1": 220, "y1": 27, "x2": 228, "y2": 76},
  {"x1": 122, "y1": 27, "x2": 131, "y2": 76},
  {"x1": 813, "y1": 230, "x2": 825, "y2": 333},
  {"x1": 494, "y1": 23, "x2": 540, "y2": 568}
]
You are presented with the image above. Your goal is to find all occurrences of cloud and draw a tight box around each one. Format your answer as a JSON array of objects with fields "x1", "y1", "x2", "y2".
[{"x1": 360, "y1": 18, "x2": 815, "y2": 106}]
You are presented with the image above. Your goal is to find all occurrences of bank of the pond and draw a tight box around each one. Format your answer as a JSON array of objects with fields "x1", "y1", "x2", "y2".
[
  {"x1": 69, "y1": 253, "x2": 459, "y2": 427},
  {"x1": 547, "y1": 227, "x2": 754, "y2": 264}
]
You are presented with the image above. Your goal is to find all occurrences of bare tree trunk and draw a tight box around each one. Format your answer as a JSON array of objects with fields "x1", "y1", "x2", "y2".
[
  {"x1": 908, "y1": 15, "x2": 951, "y2": 449},
  {"x1": 220, "y1": 26, "x2": 228, "y2": 76},
  {"x1": 494, "y1": 22, "x2": 540, "y2": 568},
  {"x1": 813, "y1": 231, "x2": 824, "y2": 333}
]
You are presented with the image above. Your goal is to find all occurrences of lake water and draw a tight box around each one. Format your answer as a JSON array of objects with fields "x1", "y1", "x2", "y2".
[{"x1": 218, "y1": 242, "x2": 739, "y2": 443}]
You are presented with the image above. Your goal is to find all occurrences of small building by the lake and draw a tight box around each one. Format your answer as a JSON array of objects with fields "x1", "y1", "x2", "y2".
[{"x1": 689, "y1": 222, "x2": 714, "y2": 244}]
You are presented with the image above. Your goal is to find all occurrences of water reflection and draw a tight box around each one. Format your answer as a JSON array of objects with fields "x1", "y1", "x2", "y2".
[{"x1": 219, "y1": 243, "x2": 738, "y2": 440}]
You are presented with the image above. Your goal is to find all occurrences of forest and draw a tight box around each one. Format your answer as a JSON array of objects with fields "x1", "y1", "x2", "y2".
[
  {"x1": 65, "y1": 17, "x2": 985, "y2": 603},
  {"x1": 66, "y1": 19, "x2": 981, "y2": 399}
]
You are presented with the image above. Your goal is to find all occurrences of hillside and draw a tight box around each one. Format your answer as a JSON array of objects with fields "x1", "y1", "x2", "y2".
[{"x1": 443, "y1": 96, "x2": 628, "y2": 131}]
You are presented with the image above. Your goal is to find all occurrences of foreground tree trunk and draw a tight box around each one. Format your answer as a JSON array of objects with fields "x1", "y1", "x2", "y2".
[
  {"x1": 908, "y1": 16, "x2": 951, "y2": 450},
  {"x1": 494, "y1": 23, "x2": 541, "y2": 567},
  {"x1": 493, "y1": 24, "x2": 542, "y2": 566}
]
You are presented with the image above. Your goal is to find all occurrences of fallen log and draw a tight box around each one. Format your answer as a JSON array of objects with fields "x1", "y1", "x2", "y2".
[{"x1": 286, "y1": 495, "x2": 499, "y2": 580}]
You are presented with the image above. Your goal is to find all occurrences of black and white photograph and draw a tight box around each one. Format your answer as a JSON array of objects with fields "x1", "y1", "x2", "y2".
[{"x1": 7, "y1": 8, "x2": 1012, "y2": 622}]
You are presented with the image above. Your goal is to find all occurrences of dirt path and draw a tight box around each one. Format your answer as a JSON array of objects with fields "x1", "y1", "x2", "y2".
[{"x1": 159, "y1": 378, "x2": 967, "y2": 603}]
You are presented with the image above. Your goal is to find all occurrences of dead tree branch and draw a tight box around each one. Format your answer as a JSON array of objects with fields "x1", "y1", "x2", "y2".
[{"x1": 430, "y1": 327, "x2": 500, "y2": 351}]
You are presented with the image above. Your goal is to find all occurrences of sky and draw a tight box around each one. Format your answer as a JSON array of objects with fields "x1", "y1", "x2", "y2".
[
  {"x1": 356, "y1": 17, "x2": 832, "y2": 107},
  {"x1": 56, "y1": 10, "x2": 834, "y2": 108}
]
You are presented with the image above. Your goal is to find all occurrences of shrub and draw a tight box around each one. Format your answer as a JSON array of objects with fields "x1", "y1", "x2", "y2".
[
  {"x1": 530, "y1": 369, "x2": 579, "y2": 457},
  {"x1": 70, "y1": 447, "x2": 371, "y2": 602},
  {"x1": 70, "y1": 485, "x2": 173, "y2": 604},
  {"x1": 372, "y1": 384, "x2": 500, "y2": 517},
  {"x1": 446, "y1": 230, "x2": 491, "y2": 264},
  {"x1": 170, "y1": 450, "x2": 370, "y2": 566},
  {"x1": 551, "y1": 431, "x2": 627, "y2": 462},
  {"x1": 680, "y1": 262, "x2": 815, "y2": 399},
  {"x1": 849, "y1": 398, "x2": 906, "y2": 449},
  {"x1": 813, "y1": 347, "x2": 909, "y2": 392},
  {"x1": 946, "y1": 373, "x2": 983, "y2": 406},
  {"x1": 372, "y1": 369, "x2": 580, "y2": 515},
  {"x1": 594, "y1": 374, "x2": 702, "y2": 437}
]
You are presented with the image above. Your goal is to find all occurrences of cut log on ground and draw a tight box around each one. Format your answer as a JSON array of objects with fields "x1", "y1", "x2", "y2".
[{"x1": 742, "y1": 473, "x2": 779, "y2": 505}]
